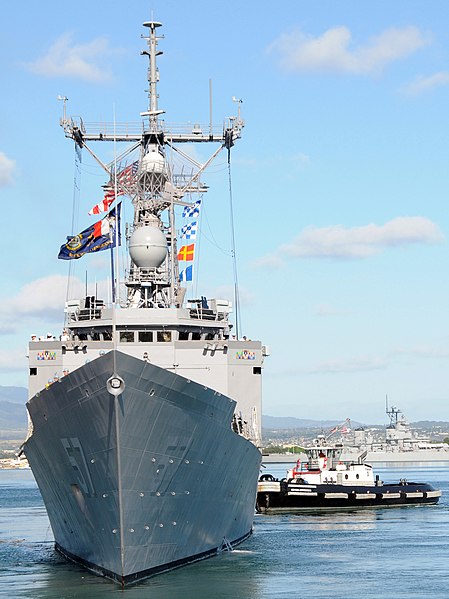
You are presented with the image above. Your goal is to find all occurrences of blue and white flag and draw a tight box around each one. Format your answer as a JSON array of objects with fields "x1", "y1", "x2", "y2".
[
  {"x1": 180, "y1": 221, "x2": 197, "y2": 240},
  {"x1": 58, "y1": 204, "x2": 121, "y2": 260},
  {"x1": 182, "y1": 199, "x2": 201, "y2": 218},
  {"x1": 179, "y1": 265, "x2": 193, "y2": 282}
]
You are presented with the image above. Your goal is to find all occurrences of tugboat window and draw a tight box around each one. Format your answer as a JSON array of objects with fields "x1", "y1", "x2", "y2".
[
  {"x1": 192, "y1": 332, "x2": 201, "y2": 341},
  {"x1": 30, "y1": 368, "x2": 37, "y2": 376},
  {"x1": 120, "y1": 331, "x2": 135, "y2": 343},
  {"x1": 157, "y1": 331, "x2": 172, "y2": 342},
  {"x1": 179, "y1": 331, "x2": 189, "y2": 341},
  {"x1": 138, "y1": 331, "x2": 153, "y2": 342}
]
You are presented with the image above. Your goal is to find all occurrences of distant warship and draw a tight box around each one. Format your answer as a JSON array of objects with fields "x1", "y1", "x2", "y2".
[
  {"x1": 341, "y1": 403, "x2": 449, "y2": 463},
  {"x1": 23, "y1": 21, "x2": 266, "y2": 585}
]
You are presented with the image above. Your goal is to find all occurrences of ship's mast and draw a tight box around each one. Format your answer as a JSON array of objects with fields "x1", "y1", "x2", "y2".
[
  {"x1": 141, "y1": 21, "x2": 165, "y2": 132},
  {"x1": 59, "y1": 20, "x2": 245, "y2": 312}
]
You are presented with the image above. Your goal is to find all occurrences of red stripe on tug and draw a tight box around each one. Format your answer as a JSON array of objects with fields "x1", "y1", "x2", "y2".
[{"x1": 290, "y1": 459, "x2": 321, "y2": 478}]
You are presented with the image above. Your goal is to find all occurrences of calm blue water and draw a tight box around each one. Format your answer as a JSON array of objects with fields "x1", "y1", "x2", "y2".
[{"x1": 1, "y1": 464, "x2": 448, "y2": 598}]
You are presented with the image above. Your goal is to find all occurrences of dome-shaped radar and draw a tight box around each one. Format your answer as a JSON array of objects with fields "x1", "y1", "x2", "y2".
[
  {"x1": 141, "y1": 146, "x2": 165, "y2": 175},
  {"x1": 129, "y1": 225, "x2": 167, "y2": 268}
]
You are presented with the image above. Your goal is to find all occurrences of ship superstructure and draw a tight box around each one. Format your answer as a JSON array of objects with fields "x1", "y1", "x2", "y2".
[{"x1": 23, "y1": 21, "x2": 265, "y2": 585}]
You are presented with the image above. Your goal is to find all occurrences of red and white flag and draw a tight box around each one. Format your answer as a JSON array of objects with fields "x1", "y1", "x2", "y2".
[
  {"x1": 88, "y1": 188, "x2": 123, "y2": 216},
  {"x1": 93, "y1": 215, "x2": 111, "y2": 238}
]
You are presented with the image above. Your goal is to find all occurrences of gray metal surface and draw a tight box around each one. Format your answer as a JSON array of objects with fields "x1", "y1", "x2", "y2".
[{"x1": 24, "y1": 351, "x2": 261, "y2": 582}]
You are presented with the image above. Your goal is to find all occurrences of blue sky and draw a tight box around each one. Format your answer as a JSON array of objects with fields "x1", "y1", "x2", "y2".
[{"x1": 2, "y1": 1, "x2": 449, "y2": 423}]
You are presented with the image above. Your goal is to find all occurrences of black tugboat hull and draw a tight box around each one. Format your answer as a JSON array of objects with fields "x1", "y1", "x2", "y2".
[{"x1": 257, "y1": 480, "x2": 441, "y2": 513}]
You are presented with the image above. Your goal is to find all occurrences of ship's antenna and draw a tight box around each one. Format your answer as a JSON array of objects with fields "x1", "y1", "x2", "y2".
[
  {"x1": 141, "y1": 21, "x2": 164, "y2": 133},
  {"x1": 227, "y1": 146, "x2": 240, "y2": 339},
  {"x1": 227, "y1": 97, "x2": 243, "y2": 338},
  {"x1": 209, "y1": 79, "x2": 213, "y2": 138}
]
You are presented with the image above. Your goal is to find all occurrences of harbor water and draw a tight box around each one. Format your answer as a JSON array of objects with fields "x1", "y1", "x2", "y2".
[{"x1": 1, "y1": 463, "x2": 448, "y2": 598}]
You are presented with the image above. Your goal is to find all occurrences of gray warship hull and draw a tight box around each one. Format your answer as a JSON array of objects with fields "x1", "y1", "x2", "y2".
[{"x1": 23, "y1": 351, "x2": 261, "y2": 584}]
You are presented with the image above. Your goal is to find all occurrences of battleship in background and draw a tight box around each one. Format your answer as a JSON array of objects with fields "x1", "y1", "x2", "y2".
[
  {"x1": 263, "y1": 404, "x2": 449, "y2": 465},
  {"x1": 22, "y1": 21, "x2": 265, "y2": 585},
  {"x1": 340, "y1": 404, "x2": 449, "y2": 463}
]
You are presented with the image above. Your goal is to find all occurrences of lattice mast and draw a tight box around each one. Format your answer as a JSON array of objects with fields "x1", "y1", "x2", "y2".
[{"x1": 60, "y1": 20, "x2": 245, "y2": 311}]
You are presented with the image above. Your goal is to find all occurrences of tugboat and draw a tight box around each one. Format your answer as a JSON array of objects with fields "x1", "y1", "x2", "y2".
[{"x1": 257, "y1": 438, "x2": 441, "y2": 513}]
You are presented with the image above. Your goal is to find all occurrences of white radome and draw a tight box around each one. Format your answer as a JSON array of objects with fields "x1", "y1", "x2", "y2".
[
  {"x1": 129, "y1": 225, "x2": 167, "y2": 268},
  {"x1": 140, "y1": 147, "x2": 165, "y2": 174}
]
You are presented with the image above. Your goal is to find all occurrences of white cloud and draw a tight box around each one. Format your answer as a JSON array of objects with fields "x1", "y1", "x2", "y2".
[
  {"x1": 268, "y1": 25, "x2": 429, "y2": 74},
  {"x1": 279, "y1": 216, "x2": 443, "y2": 260},
  {"x1": 392, "y1": 343, "x2": 449, "y2": 359},
  {"x1": 11, "y1": 274, "x2": 76, "y2": 318},
  {"x1": 402, "y1": 71, "x2": 449, "y2": 95},
  {"x1": 0, "y1": 152, "x2": 16, "y2": 187},
  {"x1": 252, "y1": 216, "x2": 443, "y2": 268},
  {"x1": 26, "y1": 33, "x2": 118, "y2": 83},
  {"x1": 0, "y1": 274, "x2": 113, "y2": 334}
]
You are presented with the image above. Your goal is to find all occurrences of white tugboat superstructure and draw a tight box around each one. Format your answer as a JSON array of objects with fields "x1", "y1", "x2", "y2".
[{"x1": 23, "y1": 21, "x2": 264, "y2": 585}]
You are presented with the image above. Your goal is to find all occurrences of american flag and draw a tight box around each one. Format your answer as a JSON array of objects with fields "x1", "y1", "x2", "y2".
[{"x1": 117, "y1": 161, "x2": 139, "y2": 185}]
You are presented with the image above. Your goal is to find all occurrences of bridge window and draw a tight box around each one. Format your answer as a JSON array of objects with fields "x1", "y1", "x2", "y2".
[
  {"x1": 120, "y1": 331, "x2": 135, "y2": 343},
  {"x1": 138, "y1": 331, "x2": 153, "y2": 342},
  {"x1": 157, "y1": 331, "x2": 172, "y2": 342}
]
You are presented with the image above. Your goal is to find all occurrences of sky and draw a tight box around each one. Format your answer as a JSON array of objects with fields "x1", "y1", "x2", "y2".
[{"x1": 1, "y1": 0, "x2": 449, "y2": 423}]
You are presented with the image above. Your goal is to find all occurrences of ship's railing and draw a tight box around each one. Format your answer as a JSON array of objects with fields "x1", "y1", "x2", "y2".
[
  {"x1": 65, "y1": 297, "x2": 105, "y2": 322},
  {"x1": 127, "y1": 267, "x2": 167, "y2": 284},
  {"x1": 232, "y1": 413, "x2": 258, "y2": 445},
  {"x1": 61, "y1": 117, "x2": 241, "y2": 143},
  {"x1": 188, "y1": 298, "x2": 231, "y2": 322},
  {"x1": 189, "y1": 307, "x2": 226, "y2": 321}
]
